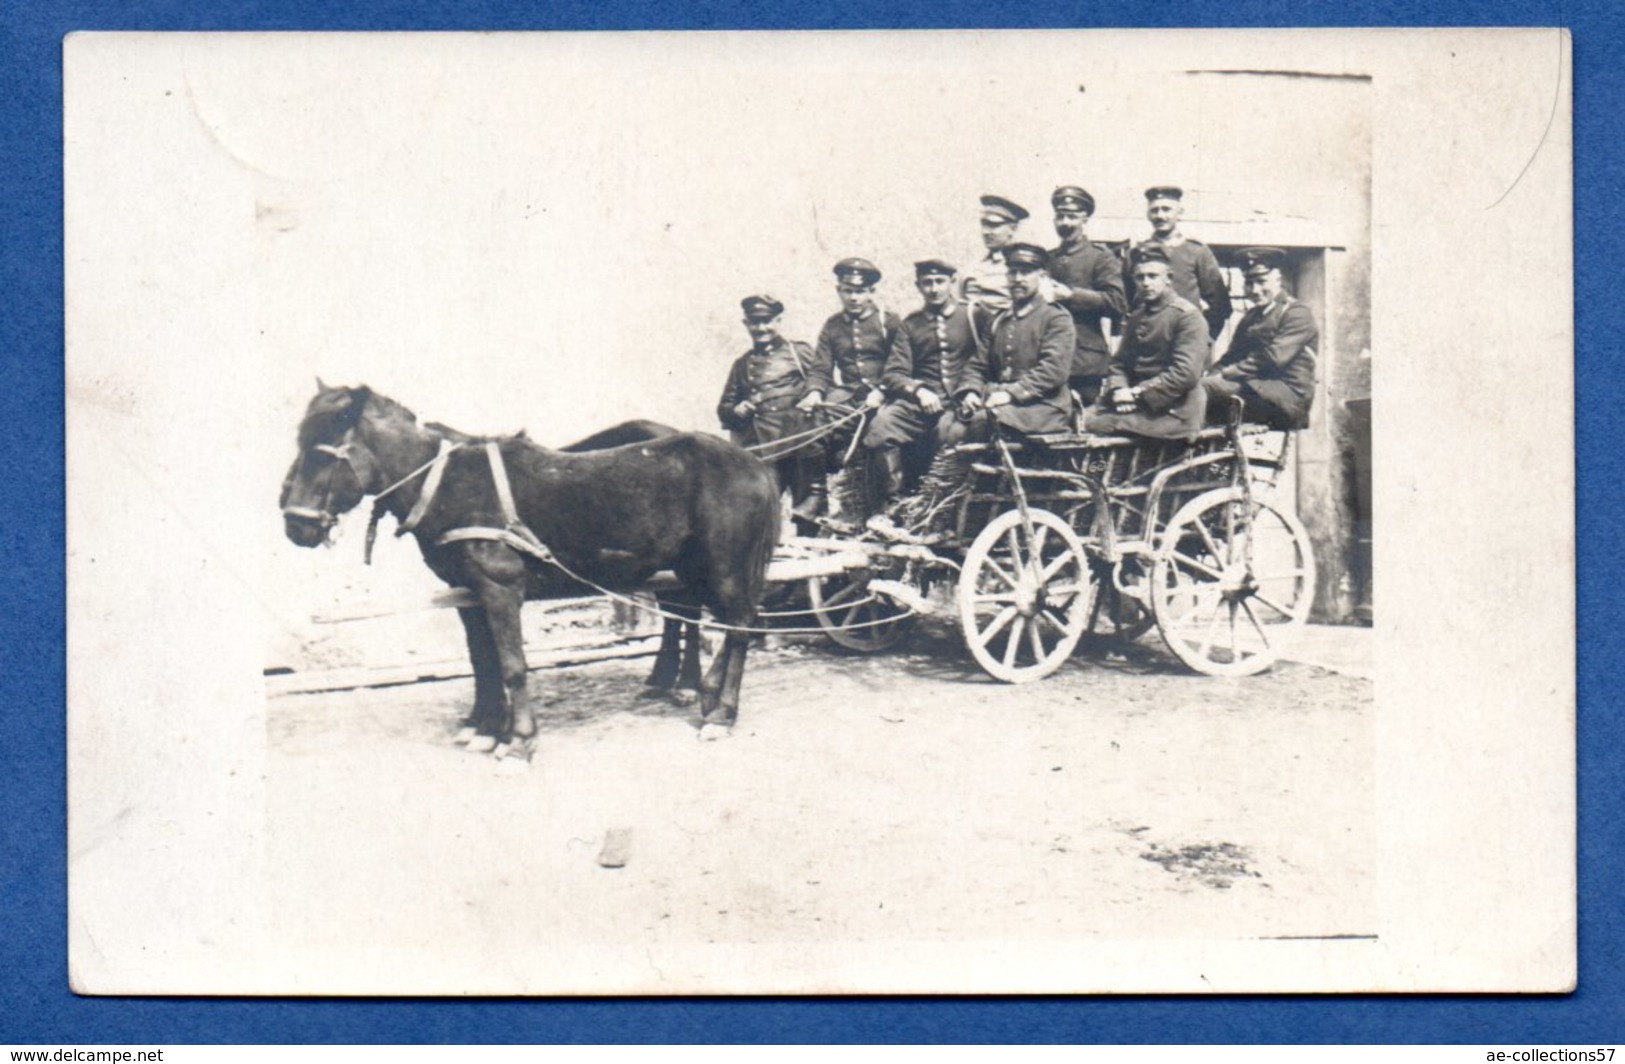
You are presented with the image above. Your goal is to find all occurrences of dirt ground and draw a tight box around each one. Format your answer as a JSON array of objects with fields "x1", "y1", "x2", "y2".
[{"x1": 263, "y1": 619, "x2": 1373, "y2": 993}]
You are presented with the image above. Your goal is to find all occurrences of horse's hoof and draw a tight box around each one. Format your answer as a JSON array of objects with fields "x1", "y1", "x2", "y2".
[
  {"x1": 492, "y1": 740, "x2": 533, "y2": 763},
  {"x1": 670, "y1": 689, "x2": 699, "y2": 707},
  {"x1": 453, "y1": 725, "x2": 477, "y2": 745},
  {"x1": 697, "y1": 722, "x2": 732, "y2": 742},
  {"x1": 465, "y1": 734, "x2": 498, "y2": 754}
]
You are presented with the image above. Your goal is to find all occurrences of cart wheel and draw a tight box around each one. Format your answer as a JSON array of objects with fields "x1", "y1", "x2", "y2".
[
  {"x1": 957, "y1": 508, "x2": 1094, "y2": 683},
  {"x1": 807, "y1": 569, "x2": 915, "y2": 653},
  {"x1": 1150, "y1": 487, "x2": 1316, "y2": 676}
]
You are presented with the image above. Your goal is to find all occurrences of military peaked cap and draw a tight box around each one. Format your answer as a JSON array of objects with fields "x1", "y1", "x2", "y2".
[
  {"x1": 741, "y1": 294, "x2": 785, "y2": 321},
  {"x1": 1239, "y1": 246, "x2": 1287, "y2": 277},
  {"x1": 979, "y1": 194, "x2": 1029, "y2": 223},
  {"x1": 1143, "y1": 185, "x2": 1184, "y2": 202},
  {"x1": 1129, "y1": 243, "x2": 1171, "y2": 267},
  {"x1": 1003, "y1": 242, "x2": 1050, "y2": 270},
  {"x1": 914, "y1": 258, "x2": 958, "y2": 278},
  {"x1": 833, "y1": 257, "x2": 882, "y2": 287},
  {"x1": 1051, "y1": 185, "x2": 1096, "y2": 214}
]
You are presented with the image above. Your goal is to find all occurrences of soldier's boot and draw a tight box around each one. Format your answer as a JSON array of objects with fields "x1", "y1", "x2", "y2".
[
  {"x1": 789, "y1": 470, "x2": 828, "y2": 531},
  {"x1": 863, "y1": 448, "x2": 911, "y2": 538},
  {"x1": 901, "y1": 448, "x2": 972, "y2": 538}
]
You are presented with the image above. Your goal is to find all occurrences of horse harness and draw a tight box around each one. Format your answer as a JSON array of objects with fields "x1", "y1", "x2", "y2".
[
  {"x1": 282, "y1": 439, "x2": 377, "y2": 533},
  {"x1": 358, "y1": 438, "x2": 558, "y2": 569}
]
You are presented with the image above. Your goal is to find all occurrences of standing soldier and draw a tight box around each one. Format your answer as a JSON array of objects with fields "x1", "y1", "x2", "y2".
[
  {"x1": 1203, "y1": 247, "x2": 1319, "y2": 429},
  {"x1": 717, "y1": 294, "x2": 822, "y2": 523},
  {"x1": 1086, "y1": 244, "x2": 1207, "y2": 438},
  {"x1": 863, "y1": 258, "x2": 982, "y2": 519},
  {"x1": 960, "y1": 194, "x2": 1029, "y2": 335},
  {"x1": 1045, "y1": 184, "x2": 1129, "y2": 405},
  {"x1": 1124, "y1": 185, "x2": 1233, "y2": 342},
  {"x1": 798, "y1": 257, "x2": 901, "y2": 520},
  {"x1": 948, "y1": 242, "x2": 1076, "y2": 444}
]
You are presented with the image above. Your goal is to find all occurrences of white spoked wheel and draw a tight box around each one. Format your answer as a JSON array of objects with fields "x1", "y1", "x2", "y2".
[
  {"x1": 807, "y1": 569, "x2": 916, "y2": 653},
  {"x1": 1150, "y1": 486, "x2": 1316, "y2": 677},
  {"x1": 957, "y1": 507, "x2": 1094, "y2": 683}
]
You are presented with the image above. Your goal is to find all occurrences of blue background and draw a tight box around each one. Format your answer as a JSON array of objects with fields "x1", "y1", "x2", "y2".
[{"x1": 3, "y1": 1, "x2": 1614, "y2": 1044}]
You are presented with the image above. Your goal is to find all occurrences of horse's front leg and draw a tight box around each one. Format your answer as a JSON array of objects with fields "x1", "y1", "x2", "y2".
[
  {"x1": 464, "y1": 545, "x2": 534, "y2": 760},
  {"x1": 454, "y1": 606, "x2": 503, "y2": 748}
]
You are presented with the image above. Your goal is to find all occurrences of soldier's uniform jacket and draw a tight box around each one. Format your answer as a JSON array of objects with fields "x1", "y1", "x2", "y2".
[
  {"x1": 1123, "y1": 233, "x2": 1233, "y2": 340},
  {"x1": 882, "y1": 300, "x2": 981, "y2": 402},
  {"x1": 958, "y1": 297, "x2": 1076, "y2": 435},
  {"x1": 717, "y1": 338, "x2": 818, "y2": 456},
  {"x1": 1047, "y1": 239, "x2": 1129, "y2": 378},
  {"x1": 807, "y1": 307, "x2": 902, "y2": 404},
  {"x1": 1211, "y1": 292, "x2": 1318, "y2": 428},
  {"x1": 1091, "y1": 291, "x2": 1208, "y2": 438}
]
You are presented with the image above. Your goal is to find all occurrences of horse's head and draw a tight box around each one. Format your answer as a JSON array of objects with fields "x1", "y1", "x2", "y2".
[{"x1": 280, "y1": 383, "x2": 387, "y2": 548}]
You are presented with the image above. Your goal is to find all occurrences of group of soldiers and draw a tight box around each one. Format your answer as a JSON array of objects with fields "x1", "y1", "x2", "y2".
[{"x1": 717, "y1": 184, "x2": 1321, "y2": 536}]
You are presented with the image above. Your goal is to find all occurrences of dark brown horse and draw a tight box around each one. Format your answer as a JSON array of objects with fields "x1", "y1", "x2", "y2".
[
  {"x1": 280, "y1": 384, "x2": 779, "y2": 754},
  {"x1": 559, "y1": 419, "x2": 704, "y2": 694}
]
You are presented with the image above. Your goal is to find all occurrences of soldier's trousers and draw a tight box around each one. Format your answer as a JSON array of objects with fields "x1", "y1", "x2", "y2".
[
  {"x1": 1202, "y1": 375, "x2": 1308, "y2": 431},
  {"x1": 863, "y1": 400, "x2": 958, "y2": 451},
  {"x1": 763, "y1": 449, "x2": 822, "y2": 508}
]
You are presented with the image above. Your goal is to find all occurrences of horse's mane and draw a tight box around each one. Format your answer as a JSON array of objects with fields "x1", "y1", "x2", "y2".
[
  {"x1": 297, "y1": 389, "x2": 363, "y2": 451},
  {"x1": 298, "y1": 383, "x2": 532, "y2": 451},
  {"x1": 297, "y1": 386, "x2": 428, "y2": 450}
]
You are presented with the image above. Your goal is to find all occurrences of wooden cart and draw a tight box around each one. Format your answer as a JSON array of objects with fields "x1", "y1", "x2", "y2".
[{"x1": 795, "y1": 418, "x2": 1317, "y2": 682}]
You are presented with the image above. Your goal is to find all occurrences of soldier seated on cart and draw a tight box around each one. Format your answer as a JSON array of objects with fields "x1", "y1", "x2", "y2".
[
  {"x1": 794, "y1": 257, "x2": 902, "y2": 521},
  {"x1": 716, "y1": 294, "x2": 823, "y2": 528},
  {"x1": 866, "y1": 243, "x2": 1074, "y2": 540},
  {"x1": 949, "y1": 242, "x2": 1076, "y2": 440},
  {"x1": 861, "y1": 258, "x2": 982, "y2": 522},
  {"x1": 1083, "y1": 243, "x2": 1207, "y2": 440},
  {"x1": 1201, "y1": 246, "x2": 1319, "y2": 431}
]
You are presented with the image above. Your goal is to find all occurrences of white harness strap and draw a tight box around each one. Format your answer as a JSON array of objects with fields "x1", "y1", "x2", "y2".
[
  {"x1": 437, "y1": 526, "x2": 556, "y2": 565},
  {"x1": 485, "y1": 442, "x2": 520, "y2": 525},
  {"x1": 397, "y1": 438, "x2": 454, "y2": 534},
  {"x1": 431, "y1": 442, "x2": 557, "y2": 566}
]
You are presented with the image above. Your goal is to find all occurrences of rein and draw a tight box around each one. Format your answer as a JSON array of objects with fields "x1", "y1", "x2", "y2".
[
  {"x1": 744, "y1": 404, "x2": 866, "y2": 460},
  {"x1": 364, "y1": 438, "x2": 456, "y2": 564},
  {"x1": 425, "y1": 443, "x2": 920, "y2": 637}
]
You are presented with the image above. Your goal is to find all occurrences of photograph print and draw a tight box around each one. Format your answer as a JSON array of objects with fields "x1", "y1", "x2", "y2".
[{"x1": 65, "y1": 29, "x2": 1572, "y2": 995}]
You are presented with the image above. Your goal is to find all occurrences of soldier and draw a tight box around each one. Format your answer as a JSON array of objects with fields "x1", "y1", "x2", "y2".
[
  {"x1": 1085, "y1": 244, "x2": 1207, "y2": 439},
  {"x1": 960, "y1": 194, "x2": 1029, "y2": 334},
  {"x1": 947, "y1": 242, "x2": 1076, "y2": 444},
  {"x1": 798, "y1": 257, "x2": 901, "y2": 519},
  {"x1": 1124, "y1": 185, "x2": 1232, "y2": 342},
  {"x1": 1203, "y1": 247, "x2": 1319, "y2": 429},
  {"x1": 1045, "y1": 184, "x2": 1129, "y2": 405},
  {"x1": 863, "y1": 258, "x2": 982, "y2": 516},
  {"x1": 716, "y1": 294, "x2": 822, "y2": 521}
]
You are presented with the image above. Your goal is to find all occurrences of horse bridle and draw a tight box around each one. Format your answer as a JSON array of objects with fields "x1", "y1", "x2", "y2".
[{"x1": 281, "y1": 431, "x2": 375, "y2": 533}]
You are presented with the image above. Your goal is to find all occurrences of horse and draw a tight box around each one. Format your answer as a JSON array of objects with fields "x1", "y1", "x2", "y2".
[
  {"x1": 558, "y1": 420, "x2": 704, "y2": 695},
  {"x1": 279, "y1": 383, "x2": 779, "y2": 754}
]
